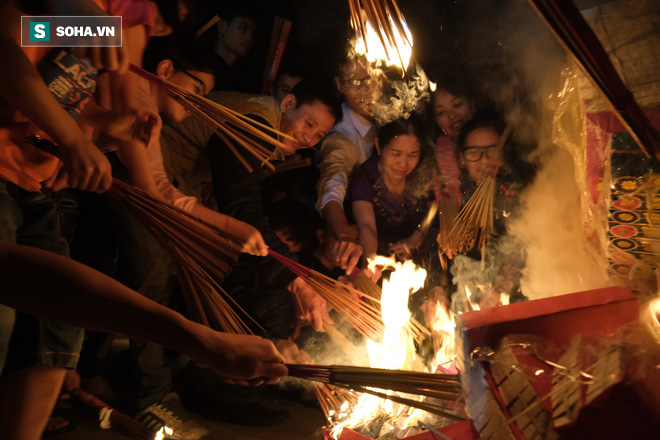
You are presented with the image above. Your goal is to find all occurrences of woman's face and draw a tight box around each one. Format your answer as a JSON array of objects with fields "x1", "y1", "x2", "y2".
[
  {"x1": 461, "y1": 127, "x2": 501, "y2": 182},
  {"x1": 433, "y1": 89, "x2": 473, "y2": 142},
  {"x1": 378, "y1": 134, "x2": 421, "y2": 184}
]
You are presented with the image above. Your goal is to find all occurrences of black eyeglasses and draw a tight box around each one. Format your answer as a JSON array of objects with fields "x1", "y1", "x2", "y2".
[
  {"x1": 179, "y1": 70, "x2": 206, "y2": 95},
  {"x1": 463, "y1": 145, "x2": 499, "y2": 162}
]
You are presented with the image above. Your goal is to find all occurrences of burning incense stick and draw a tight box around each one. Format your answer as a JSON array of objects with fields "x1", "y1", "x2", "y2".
[
  {"x1": 288, "y1": 364, "x2": 465, "y2": 420},
  {"x1": 438, "y1": 123, "x2": 512, "y2": 259},
  {"x1": 314, "y1": 383, "x2": 360, "y2": 423},
  {"x1": 269, "y1": 249, "x2": 386, "y2": 341},
  {"x1": 107, "y1": 180, "x2": 263, "y2": 334},
  {"x1": 348, "y1": 0, "x2": 413, "y2": 71},
  {"x1": 28, "y1": 135, "x2": 261, "y2": 335},
  {"x1": 128, "y1": 64, "x2": 296, "y2": 173}
]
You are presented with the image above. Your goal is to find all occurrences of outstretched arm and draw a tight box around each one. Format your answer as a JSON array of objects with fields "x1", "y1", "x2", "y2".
[
  {"x1": 0, "y1": 2, "x2": 112, "y2": 192},
  {"x1": 352, "y1": 200, "x2": 379, "y2": 263},
  {"x1": 0, "y1": 241, "x2": 287, "y2": 385}
]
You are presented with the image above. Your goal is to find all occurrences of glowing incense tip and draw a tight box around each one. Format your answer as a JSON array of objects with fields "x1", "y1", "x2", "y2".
[
  {"x1": 353, "y1": 10, "x2": 413, "y2": 72},
  {"x1": 155, "y1": 426, "x2": 173, "y2": 440}
]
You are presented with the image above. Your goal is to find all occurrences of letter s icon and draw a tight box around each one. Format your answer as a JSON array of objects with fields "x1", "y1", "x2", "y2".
[
  {"x1": 35, "y1": 24, "x2": 45, "y2": 39},
  {"x1": 29, "y1": 22, "x2": 50, "y2": 42}
]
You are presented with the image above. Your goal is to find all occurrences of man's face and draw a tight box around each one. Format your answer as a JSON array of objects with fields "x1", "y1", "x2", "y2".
[
  {"x1": 279, "y1": 98, "x2": 335, "y2": 154},
  {"x1": 219, "y1": 16, "x2": 256, "y2": 57},
  {"x1": 159, "y1": 64, "x2": 215, "y2": 122},
  {"x1": 336, "y1": 60, "x2": 375, "y2": 120}
]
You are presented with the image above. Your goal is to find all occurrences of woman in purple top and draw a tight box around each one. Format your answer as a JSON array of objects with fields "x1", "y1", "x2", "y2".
[{"x1": 350, "y1": 118, "x2": 433, "y2": 263}]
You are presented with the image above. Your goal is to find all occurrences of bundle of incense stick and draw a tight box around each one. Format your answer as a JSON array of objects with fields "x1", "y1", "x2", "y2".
[
  {"x1": 347, "y1": 0, "x2": 412, "y2": 70},
  {"x1": 28, "y1": 136, "x2": 259, "y2": 334},
  {"x1": 287, "y1": 364, "x2": 466, "y2": 421},
  {"x1": 435, "y1": 194, "x2": 459, "y2": 270},
  {"x1": 261, "y1": 16, "x2": 292, "y2": 95},
  {"x1": 353, "y1": 272, "x2": 430, "y2": 343},
  {"x1": 438, "y1": 124, "x2": 512, "y2": 259},
  {"x1": 269, "y1": 250, "x2": 385, "y2": 341},
  {"x1": 108, "y1": 180, "x2": 261, "y2": 335},
  {"x1": 73, "y1": 389, "x2": 155, "y2": 440},
  {"x1": 314, "y1": 382, "x2": 360, "y2": 423},
  {"x1": 264, "y1": 154, "x2": 313, "y2": 177},
  {"x1": 128, "y1": 63, "x2": 296, "y2": 173}
]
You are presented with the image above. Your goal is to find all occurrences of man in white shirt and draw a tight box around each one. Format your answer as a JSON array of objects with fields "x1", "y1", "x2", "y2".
[{"x1": 316, "y1": 59, "x2": 377, "y2": 275}]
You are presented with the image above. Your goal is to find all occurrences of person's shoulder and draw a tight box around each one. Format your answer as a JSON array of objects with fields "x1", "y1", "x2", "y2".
[
  {"x1": 352, "y1": 156, "x2": 378, "y2": 187},
  {"x1": 321, "y1": 131, "x2": 352, "y2": 146},
  {"x1": 207, "y1": 91, "x2": 278, "y2": 128}
]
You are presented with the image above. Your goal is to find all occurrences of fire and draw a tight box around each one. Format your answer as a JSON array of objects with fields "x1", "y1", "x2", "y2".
[
  {"x1": 329, "y1": 257, "x2": 457, "y2": 439},
  {"x1": 154, "y1": 426, "x2": 173, "y2": 440},
  {"x1": 465, "y1": 285, "x2": 480, "y2": 311},
  {"x1": 353, "y1": 10, "x2": 413, "y2": 72},
  {"x1": 367, "y1": 257, "x2": 425, "y2": 370}
]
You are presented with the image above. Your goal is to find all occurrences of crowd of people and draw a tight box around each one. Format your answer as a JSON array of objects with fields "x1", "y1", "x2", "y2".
[{"x1": 0, "y1": 1, "x2": 537, "y2": 439}]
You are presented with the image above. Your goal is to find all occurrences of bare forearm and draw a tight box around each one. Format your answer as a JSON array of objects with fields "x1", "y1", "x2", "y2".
[
  {"x1": 0, "y1": 242, "x2": 202, "y2": 355},
  {"x1": 0, "y1": 241, "x2": 287, "y2": 382},
  {"x1": 0, "y1": 43, "x2": 87, "y2": 148},
  {"x1": 359, "y1": 226, "x2": 379, "y2": 261}
]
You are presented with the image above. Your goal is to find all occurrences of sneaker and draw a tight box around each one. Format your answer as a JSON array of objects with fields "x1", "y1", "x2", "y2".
[{"x1": 134, "y1": 393, "x2": 212, "y2": 440}]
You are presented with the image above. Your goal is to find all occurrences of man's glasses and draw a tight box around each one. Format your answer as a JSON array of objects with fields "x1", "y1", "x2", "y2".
[
  {"x1": 463, "y1": 145, "x2": 499, "y2": 162},
  {"x1": 342, "y1": 76, "x2": 373, "y2": 89},
  {"x1": 179, "y1": 70, "x2": 207, "y2": 95}
]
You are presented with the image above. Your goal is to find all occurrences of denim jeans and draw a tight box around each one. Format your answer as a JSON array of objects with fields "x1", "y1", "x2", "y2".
[{"x1": 0, "y1": 179, "x2": 84, "y2": 373}]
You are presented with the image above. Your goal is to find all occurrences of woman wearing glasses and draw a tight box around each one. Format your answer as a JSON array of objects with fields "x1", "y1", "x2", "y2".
[{"x1": 449, "y1": 109, "x2": 536, "y2": 310}]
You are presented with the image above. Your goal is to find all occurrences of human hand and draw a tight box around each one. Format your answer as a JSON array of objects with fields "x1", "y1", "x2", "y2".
[
  {"x1": 227, "y1": 218, "x2": 268, "y2": 256},
  {"x1": 100, "y1": 108, "x2": 160, "y2": 146},
  {"x1": 390, "y1": 230, "x2": 424, "y2": 261},
  {"x1": 361, "y1": 266, "x2": 382, "y2": 283},
  {"x1": 274, "y1": 339, "x2": 313, "y2": 364},
  {"x1": 389, "y1": 240, "x2": 412, "y2": 261},
  {"x1": 56, "y1": 138, "x2": 112, "y2": 192},
  {"x1": 332, "y1": 231, "x2": 363, "y2": 275},
  {"x1": 288, "y1": 277, "x2": 333, "y2": 332},
  {"x1": 191, "y1": 331, "x2": 287, "y2": 386}
]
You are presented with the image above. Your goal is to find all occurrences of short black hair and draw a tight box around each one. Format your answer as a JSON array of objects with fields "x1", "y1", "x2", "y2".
[
  {"x1": 288, "y1": 79, "x2": 342, "y2": 122},
  {"x1": 457, "y1": 108, "x2": 506, "y2": 151},
  {"x1": 142, "y1": 33, "x2": 214, "y2": 75}
]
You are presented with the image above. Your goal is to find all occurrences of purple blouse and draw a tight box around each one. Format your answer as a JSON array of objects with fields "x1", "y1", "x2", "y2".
[{"x1": 350, "y1": 156, "x2": 432, "y2": 255}]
